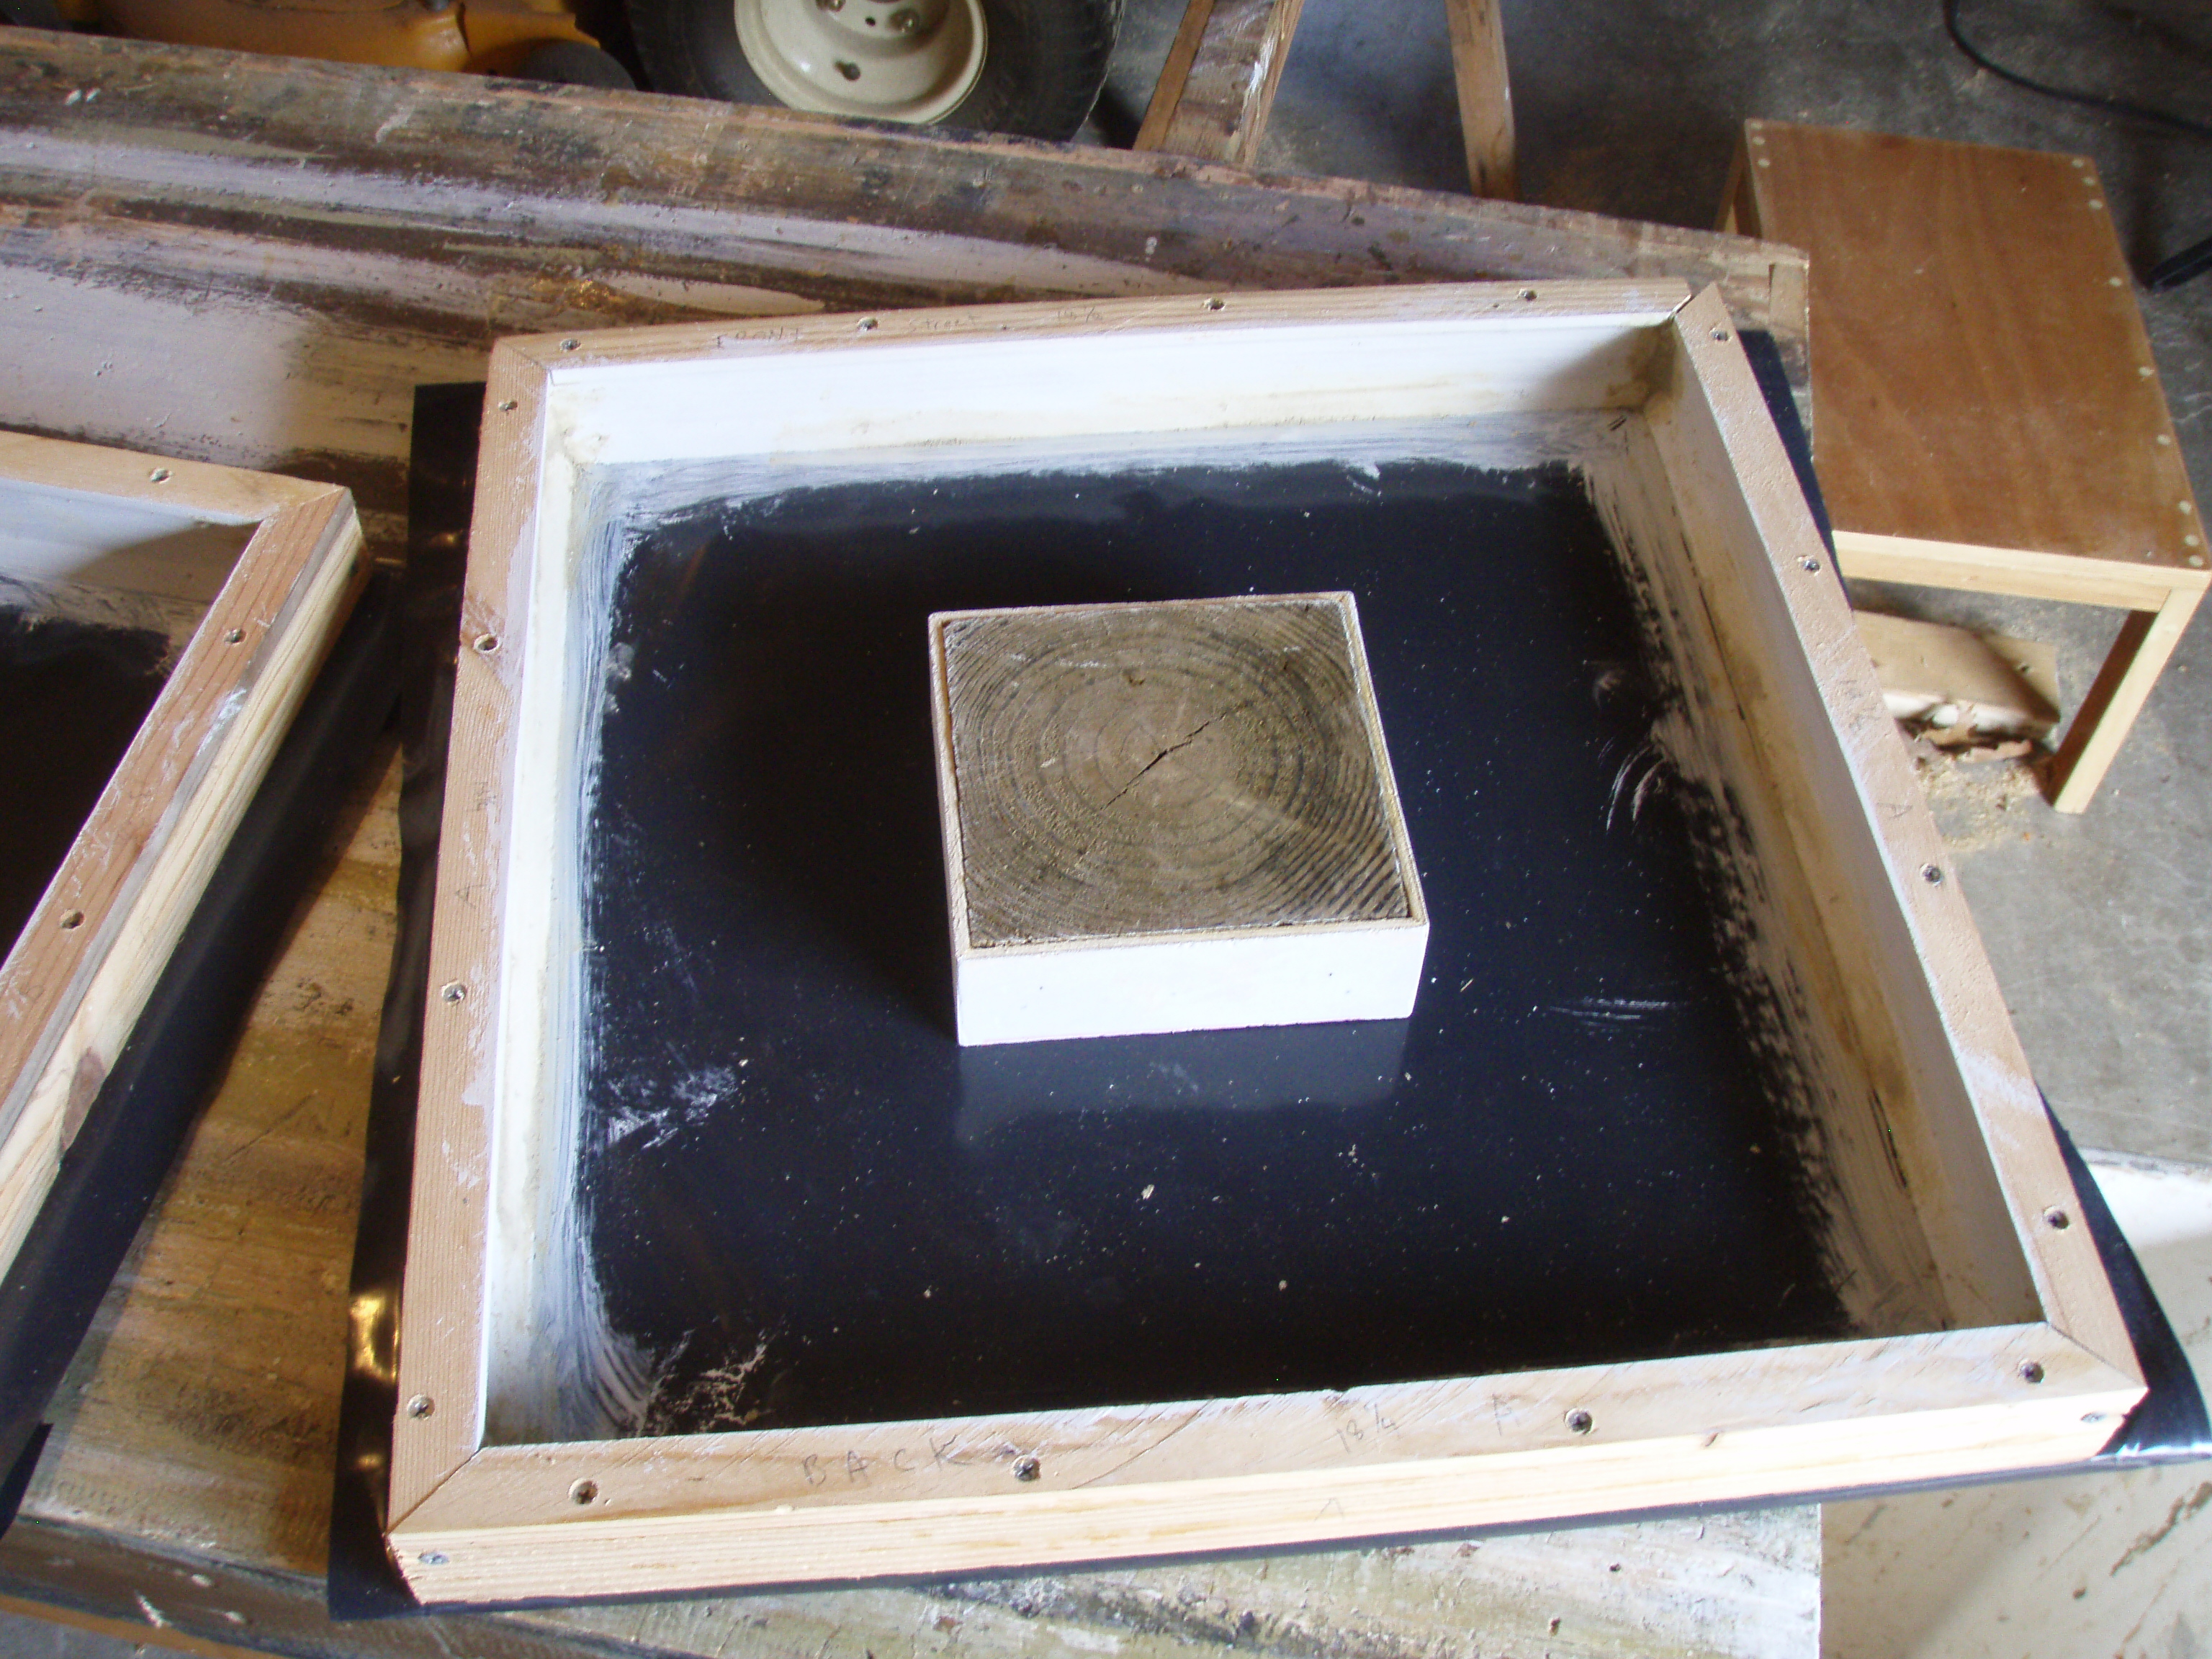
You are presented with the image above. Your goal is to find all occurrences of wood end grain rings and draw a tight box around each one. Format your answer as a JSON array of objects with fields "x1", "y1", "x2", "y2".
[{"x1": 930, "y1": 593, "x2": 1428, "y2": 1045}]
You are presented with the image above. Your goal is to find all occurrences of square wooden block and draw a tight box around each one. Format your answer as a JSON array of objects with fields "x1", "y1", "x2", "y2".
[{"x1": 929, "y1": 593, "x2": 1428, "y2": 1045}]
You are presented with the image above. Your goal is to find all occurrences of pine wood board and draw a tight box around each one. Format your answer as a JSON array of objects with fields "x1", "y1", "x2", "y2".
[
  {"x1": 0, "y1": 27, "x2": 1809, "y2": 572},
  {"x1": 1443, "y1": 0, "x2": 1516, "y2": 199},
  {"x1": 0, "y1": 432, "x2": 367, "y2": 1296},
  {"x1": 1133, "y1": 0, "x2": 1305, "y2": 168}
]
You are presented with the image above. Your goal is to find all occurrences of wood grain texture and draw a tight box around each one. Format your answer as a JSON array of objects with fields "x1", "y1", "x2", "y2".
[
  {"x1": 1736, "y1": 120, "x2": 2208, "y2": 811},
  {"x1": 1648, "y1": 288, "x2": 2134, "y2": 1371},
  {"x1": 0, "y1": 436, "x2": 366, "y2": 1290},
  {"x1": 1133, "y1": 0, "x2": 1305, "y2": 169},
  {"x1": 0, "y1": 30, "x2": 1809, "y2": 554},
  {"x1": 940, "y1": 596, "x2": 1410, "y2": 944},
  {"x1": 20, "y1": 747, "x2": 401, "y2": 1574},
  {"x1": 1740, "y1": 120, "x2": 2202, "y2": 572},
  {"x1": 1443, "y1": 0, "x2": 1517, "y2": 199}
]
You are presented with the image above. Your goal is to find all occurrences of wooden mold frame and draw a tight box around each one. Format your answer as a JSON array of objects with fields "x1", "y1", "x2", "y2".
[
  {"x1": 389, "y1": 281, "x2": 2143, "y2": 1604},
  {"x1": 0, "y1": 431, "x2": 367, "y2": 1283}
]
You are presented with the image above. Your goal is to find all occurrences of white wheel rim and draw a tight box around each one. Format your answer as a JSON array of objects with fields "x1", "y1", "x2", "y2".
[{"x1": 735, "y1": 0, "x2": 985, "y2": 124}]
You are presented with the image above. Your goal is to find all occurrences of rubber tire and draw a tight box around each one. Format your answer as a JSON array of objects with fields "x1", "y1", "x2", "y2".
[
  {"x1": 0, "y1": 0, "x2": 67, "y2": 27},
  {"x1": 513, "y1": 39, "x2": 639, "y2": 89},
  {"x1": 626, "y1": 0, "x2": 1121, "y2": 140}
]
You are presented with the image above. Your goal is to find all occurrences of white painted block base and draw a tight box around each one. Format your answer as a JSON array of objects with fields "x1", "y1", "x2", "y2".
[{"x1": 953, "y1": 917, "x2": 1430, "y2": 1046}]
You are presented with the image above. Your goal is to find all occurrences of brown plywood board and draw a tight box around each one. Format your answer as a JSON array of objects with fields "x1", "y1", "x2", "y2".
[{"x1": 1741, "y1": 121, "x2": 2203, "y2": 575}]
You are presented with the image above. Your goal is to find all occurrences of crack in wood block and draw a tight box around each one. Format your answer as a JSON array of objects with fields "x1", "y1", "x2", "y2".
[{"x1": 930, "y1": 593, "x2": 1426, "y2": 1045}]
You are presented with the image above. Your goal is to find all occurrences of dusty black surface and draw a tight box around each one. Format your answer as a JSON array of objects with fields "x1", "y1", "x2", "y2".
[
  {"x1": 570, "y1": 458, "x2": 1857, "y2": 1437},
  {"x1": 0, "y1": 611, "x2": 168, "y2": 948}
]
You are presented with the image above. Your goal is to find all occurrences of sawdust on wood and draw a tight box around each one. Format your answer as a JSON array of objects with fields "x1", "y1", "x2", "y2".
[{"x1": 1906, "y1": 734, "x2": 2047, "y2": 854}]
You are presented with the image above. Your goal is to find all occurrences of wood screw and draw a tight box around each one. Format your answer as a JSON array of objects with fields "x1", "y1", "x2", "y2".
[
  {"x1": 440, "y1": 981, "x2": 467, "y2": 1003},
  {"x1": 225, "y1": 628, "x2": 245, "y2": 644},
  {"x1": 407, "y1": 1395, "x2": 436, "y2": 1418},
  {"x1": 58, "y1": 909, "x2": 84, "y2": 930},
  {"x1": 2044, "y1": 1207, "x2": 2070, "y2": 1230},
  {"x1": 1205, "y1": 297, "x2": 1225, "y2": 311},
  {"x1": 559, "y1": 338, "x2": 580, "y2": 351},
  {"x1": 570, "y1": 1478, "x2": 598, "y2": 1504},
  {"x1": 2019, "y1": 1361, "x2": 2045, "y2": 1384},
  {"x1": 1012, "y1": 1456, "x2": 1041, "y2": 1481},
  {"x1": 149, "y1": 467, "x2": 171, "y2": 482},
  {"x1": 1920, "y1": 863, "x2": 1943, "y2": 886},
  {"x1": 418, "y1": 1552, "x2": 449, "y2": 1565},
  {"x1": 1799, "y1": 557, "x2": 1821, "y2": 573},
  {"x1": 857, "y1": 316, "x2": 878, "y2": 331},
  {"x1": 1517, "y1": 288, "x2": 1537, "y2": 300},
  {"x1": 497, "y1": 399, "x2": 518, "y2": 412},
  {"x1": 1565, "y1": 1409, "x2": 1593, "y2": 1434}
]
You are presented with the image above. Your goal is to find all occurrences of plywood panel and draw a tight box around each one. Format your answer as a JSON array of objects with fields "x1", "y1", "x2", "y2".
[{"x1": 1740, "y1": 121, "x2": 2202, "y2": 576}]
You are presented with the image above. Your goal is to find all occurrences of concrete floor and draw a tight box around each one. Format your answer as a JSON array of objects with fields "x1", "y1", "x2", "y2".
[{"x1": 2, "y1": 2, "x2": 2208, "y2": 1656}]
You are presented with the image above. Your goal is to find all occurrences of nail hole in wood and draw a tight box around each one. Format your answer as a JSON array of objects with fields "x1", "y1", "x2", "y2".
[
  {"x1": 1565, "y1": 1409, "x2": 1593, "y2": 1434},
  {"x1": 570, "y1": 1478, "x2": 598, "y2": 1504},
  {"x1": 58, "y1": 909, "x2": 84, "y2": 931},
  {"x1": 1012, "y1": 1456, "x2": 1041, "y2": 1481},
  {"x1": 1710, "y1": 328, "x2": 1731, "y2": 342},
  {"x1": 440, "y1": 981, "x2": 467, "y2": 1003},
  {"x1": 474, "y1": 633, "x2": 500, "y2": 655},
  {"x1": 2019, "y1": 1361, "x2": 2045, "y2": 1384},
  {"x1": 149, "y1": 467, "x2": 171, "y2": 482},
  {"x1": 1921, "y1": 863, "x2": 1944, "y2": 886},
  {"x1": 224, "y1": 627, "x2": 245, "y2": 644},
  {"x1": 2044, "y1": 1207, "x2": 2070, "y2": 1230},
  {"x1": 407, "y1": 1395, "x2": 436, "y2": 1418}
]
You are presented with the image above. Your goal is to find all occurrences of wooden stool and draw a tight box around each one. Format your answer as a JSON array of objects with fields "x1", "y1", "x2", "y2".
[{"x1": 1723, "y1": 120, "x2": 2206, "y2": 811}]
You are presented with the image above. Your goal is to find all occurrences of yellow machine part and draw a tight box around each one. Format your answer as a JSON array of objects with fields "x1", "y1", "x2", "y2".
[{"x1": 93, "y1": 0, "x2": 597, "y2": 76}]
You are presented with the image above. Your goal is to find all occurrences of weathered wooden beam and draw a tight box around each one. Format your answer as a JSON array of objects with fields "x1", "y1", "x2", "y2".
[
  {"x1": 0, "y1": 32, "x2": 1807, "y2": 555},
  {"x1": 1133, "y1": 0, "x2": 1306, "y2": 169},
  {"x1": 1443, "y1": 0, "x2": 1516, "y2": 199}
]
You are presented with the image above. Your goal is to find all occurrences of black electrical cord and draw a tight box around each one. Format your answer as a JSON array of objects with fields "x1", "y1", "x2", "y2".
[
  {"x1": 1942, "y1": 0, "x2": 2212, "y2": 140},
  {"x1": 1943, "y1": 0, "x2": 2212, "y2": 287}
]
